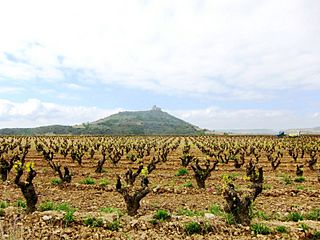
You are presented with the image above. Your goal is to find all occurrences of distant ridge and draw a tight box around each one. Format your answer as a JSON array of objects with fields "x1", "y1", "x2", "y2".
[{"x1": 0, "y1": 106, "x2": 203, "y2": 135}]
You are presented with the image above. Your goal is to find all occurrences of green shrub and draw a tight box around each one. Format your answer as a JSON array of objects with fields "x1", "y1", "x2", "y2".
[
  {"x1": 83, "y1": 216, "x2": 103, "y2": 227},
  {"x1": 80, "y1": 177, "x2": 95, "y2": 185},
  {"x1": 0, "y1": 209, "x2": 5, "y2": 216},
  {"x1": 39, "y1": 201, "x2": 55, "y2": 211},
  {"x1": 0, "y1": 201, "x2": 8, "y2": 209},
  {"x1": 107, "y1": 220, "x2": 120, "y2": 231},
  {"x1": 176, "y1": 168, "x2": 188, "y2": 176},
  {"x1": 184, "y1": 221, "x2": 202, "y2": 235},
  {"x1": 16, "y1": 199, "x2": 26, "y2": 208},
  {"x1": 276, "y1": 225, "x2": 287, "y2": 233},
  {"x1": 251, "y1": 223, "x2": 272, "y2": 235},
  {"x1": 287, "y1": 212, "x2": 304, "y2": 222},
  {"x1": 51, "y1": 178, "x2": 62, "y2": 185},
  {"x1": 306, "y1": 208, "x2": 320, "y2": 221},
  {"x1": 154, "y1": 209, "x2": 170, "y2": 221},
  {"x1": 294, "y1": 176, "x2": 305, "y2": 183}
]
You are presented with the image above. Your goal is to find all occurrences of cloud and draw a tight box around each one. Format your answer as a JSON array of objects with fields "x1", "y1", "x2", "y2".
[
  {"x1": 0, "y1": 87, "x2": 23, "y2": 94},
  {"x1": 0, "y1": 98, "x2": 121, "y2": 128},
  {"x1": 313, "y1": 112, "x2": 320, "y2": 119},
  {"x1": 169, "y1": 107, "x2": 319, "y2": 130},
  {"x1": 0, "y1": 0, "x2": 319, "y2": 100},
  {"x1": 64, "y1": 83, "x2": 86, "y2": 90}
]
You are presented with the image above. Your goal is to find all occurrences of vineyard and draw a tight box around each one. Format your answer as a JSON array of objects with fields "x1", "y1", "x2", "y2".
[{"x1": 0, "y1": 135, "x2": 320, "y2": 239}]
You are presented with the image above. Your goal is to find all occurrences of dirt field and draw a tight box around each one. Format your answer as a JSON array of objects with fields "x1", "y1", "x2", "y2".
[{"x1": 1, "y1": 136, "x2": 320, "y2": 239}]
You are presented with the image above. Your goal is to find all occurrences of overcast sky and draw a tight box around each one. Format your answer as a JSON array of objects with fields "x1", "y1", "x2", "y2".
[{"x1": 0, "y1": 0, "x2": 320, "y2": 130}]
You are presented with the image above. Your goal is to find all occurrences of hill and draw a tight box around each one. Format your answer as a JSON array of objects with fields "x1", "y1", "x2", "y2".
[{"x1": 0, "y1": 107, "x2": 203, "y2": 135}]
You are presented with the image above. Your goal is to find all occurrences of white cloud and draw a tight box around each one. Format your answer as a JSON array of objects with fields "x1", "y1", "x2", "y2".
[
  {"x1": 0, "y1": 87, "x2": 23, "y2": 94},
  {"x1": 0, "y1": 0, "x2": 319, "y2": 99},
  {"x1": 313, "y1": 112, "x2": 320, "y2": 119},
  {"x1": 64, "y1": 83, "x2": 86, "y2": 91},
  {"x1": 169, "y1": 107, "x2": 319, "y2": 130},
  {"x1": 0, "y1": 98, "x2": 121, "y2": 128}
]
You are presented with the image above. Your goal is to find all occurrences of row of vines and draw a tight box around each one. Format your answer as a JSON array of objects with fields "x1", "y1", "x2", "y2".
[{"x1": 1, "y1": 135, "x2": 320, "y2": 238}]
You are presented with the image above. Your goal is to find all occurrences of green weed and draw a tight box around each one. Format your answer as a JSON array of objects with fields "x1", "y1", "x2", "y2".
[
  {"x1": 275, "y1": 225, "x2": 287, "y2": 233},
  {"x1": 154, "y1": 209, "x2": 170, "y2": 221},
  {"x1": 184, "y1": 221, "x2": 202, "y2": 235},
  {"x1": 251, "y1": 223, "x2": 272, "y2": 235},
  {"x1": 176, "y1": 168, "x2": 188, "y2": 176},
  {"x1": 83, "y1": 216, "x2": 103, "y2": 227},
  {"x1": 80, "y1": 177, "x2": 95, "y2": 185}
]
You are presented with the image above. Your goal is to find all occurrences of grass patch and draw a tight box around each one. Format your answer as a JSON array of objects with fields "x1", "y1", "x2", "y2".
[
  {"x1": 83, "y1": 216, "x2": 103, "y2": 227},
  {"x1": 39, "y1": 201, "x2": 55, "y2": 211},
  {"x1": 39, "y1": 201, "x2": 76, "y2": 213},
  {"x1": 296, "y1": 185, "x2": 305, "y2": 190},
  {"x1": 154, "y1": 209, "x2": 170, "y2": 222},
  {"x1": 251, "y1": 223, "x2": 272, "y2": 235},
  {"x1": 275, "y1": 225, "x2": 288, "y2": 233},
  {"x1": 80, "y1": 177, "x2": 95, "y2": 185},
  {"x1": 107, "y1": 220, "x2": 120, "y2": 231},
  {"x1": 177, "y1": 208, "x2": 204, "y2": 217},
  {"x1": 100, "y1": 207, "x2": 122, "y2": 217},
  {"x1": 64, "y1": 210, "x2": 75, "y2": 226},
  {"x1": 0, "y1": 201, "x2": 8, "y2": 209},
  {"x1": 99, "y1": 178, "x2": 109, "y2": 186},
  {"x1": 299, "y1": 223, "x2": 309, "y2": 231},
  {"x1": 254, "y1": 210, "x2": 270, "y2": 220},
  {"x1": 294, "y1": 176, "x2": 305, "y2": 183},
  {"x1": 287, "y1": 211, "x2": 304, "y2": 222},
  {"x1": 305, "y1": 208, "x2": 320, "y2": 221},
  {"x1": 209, "y1": 204, "x2": 223, "y2": 216},
  {"x1": 223, "y1": 213, "x2": 235, "y2": 224},
  {"x1": 312, "y1": 231, "x2": 320, "y2": 240},
  {"x1": 149, "y1": 219, "x2": 158, "y2": 225},
  {"x1": 271, "y1": 212, "x2": 286, "y2": 221},
  {"x1": 183, "y1": 181, "x2": 193, "y2": 188},
  {"x1": 56, "y1": 203, "x2": 75, "y2": 212},
  {"x1": 176, "y1": 168, "x2": 188, "y2": 176},
  {"x1": 263, "y1": 184, "x2": 272, "y2": 190},
  {"x1": 184, "y1": 221, "x2": 202, "y2": 235},
  {"x1": 280, "y1": 174, "x2": 292, "y2": 185},
  {"x1": 15, "y1": 199, "x2": 26, "y2": 208},
  {"x1": 51, "y1": 178, "x2": 62, "y2": 185}
]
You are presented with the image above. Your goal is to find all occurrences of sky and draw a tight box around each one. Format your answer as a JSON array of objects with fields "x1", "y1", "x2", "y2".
[{"x1": 0, "y1": 0, "x2": 320, "y2": 130}]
